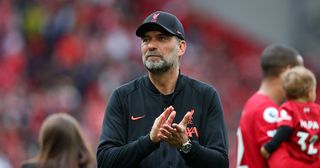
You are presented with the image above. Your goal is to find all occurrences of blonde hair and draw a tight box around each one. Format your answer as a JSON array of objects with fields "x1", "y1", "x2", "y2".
[{"x1": 282, "y1": 66, "x2": 316, "y2": 100}]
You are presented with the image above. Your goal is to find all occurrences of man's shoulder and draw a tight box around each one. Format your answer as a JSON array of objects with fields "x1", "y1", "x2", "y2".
[
  {"x1": 182, "y1": 74, "x2": 216, "y2": 92},
  {"x1": 115, "y1": 76, "x2": 146, "y2": 94},
  {"x1": 246, "y1": 93, "x2": 277, "y2": 108},
  {"x1": 242, "y1": 93, "x2": 278, "y2": 117},
  {"x1": 21, "y1": 162, "x2": 38, "y2": 168},
  {"x1": 242, "y1": 93, "x2": 279, "y2": 122}
]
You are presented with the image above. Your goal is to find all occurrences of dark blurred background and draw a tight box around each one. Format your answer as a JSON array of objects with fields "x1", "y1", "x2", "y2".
[{"x1": 0, "y1": 0, "x2": 319, "y2": 167}]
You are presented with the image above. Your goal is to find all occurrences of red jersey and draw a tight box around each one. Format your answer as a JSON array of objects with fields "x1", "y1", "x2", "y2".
[
  {"x1": 268, "y1": 101, "x2": 320, "y2": 166},
  {"x1": 268, "y1": 144, "x2": 320, "y2": 168},
  {"x1": 237, "y1": 93, "x2": 279, "y2": 168}
]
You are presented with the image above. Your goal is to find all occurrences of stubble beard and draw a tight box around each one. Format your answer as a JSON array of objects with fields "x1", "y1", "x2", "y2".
[{"x1": 144, "y1": 57, "x2": 173, "y2": 74}]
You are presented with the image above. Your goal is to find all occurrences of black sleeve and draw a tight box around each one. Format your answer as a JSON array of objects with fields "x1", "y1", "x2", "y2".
[
  {"x1": 180, "y1": 88, "x2": 229, "y2": 168},
  {"x1": 264, "y1": 125, "x2": 293, "y2": 154},
  {"x1": 96, "y1": 90, "x2": 159, "y2": 168}
]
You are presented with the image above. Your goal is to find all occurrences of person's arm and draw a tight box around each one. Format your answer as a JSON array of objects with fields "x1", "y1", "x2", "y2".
[
  {"x1": 158, "y1": 88, "x2": 228, "y2": 167},
  {"x1": 96, "y1": 90, "x2": 159, "y2": 168},
  {"x1": 260, "y1": 125, "x2": 293, "y2": 158},
  {"x1": 159, "y1": 88, "x2": 228, "y2": 168},
  {"x1": 181, "y1": 89, "x2": 228, "y2": 167}
]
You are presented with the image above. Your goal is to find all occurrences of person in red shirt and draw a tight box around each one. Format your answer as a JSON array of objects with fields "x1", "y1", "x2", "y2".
[
  {"x1": 260, "y1": 66, "x2": 320, "y2": 168},
  {"x1": 237, "y1": 43, "x2": 304, "y2": 168}
]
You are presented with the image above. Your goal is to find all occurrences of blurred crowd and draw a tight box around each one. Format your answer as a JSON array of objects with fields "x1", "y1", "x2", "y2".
[{"x1": 1, "y1": 0, "x2": 318, "y2": 167}]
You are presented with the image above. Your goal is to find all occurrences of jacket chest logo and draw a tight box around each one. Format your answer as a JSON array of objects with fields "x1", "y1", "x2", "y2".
[{"x1": 185, "y1": 109, "x2": 199, "y2": 138}]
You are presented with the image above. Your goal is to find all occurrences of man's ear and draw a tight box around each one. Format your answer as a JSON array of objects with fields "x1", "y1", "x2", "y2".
[
  {"x1": 178, "y1": 40, "x2": 186, "y2": 56},
  {"x1": 285, "y1": 65, "x2": 292, "y2": 70},
  {"x1": 307, "y1": 87, "x2": 316, "y2": 102}
]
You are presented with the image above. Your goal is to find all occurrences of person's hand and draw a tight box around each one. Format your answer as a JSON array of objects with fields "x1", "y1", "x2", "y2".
[
  {"x1": 159, "y1": 111, "x2": 192, "y2": 149},
  {"x1": 260, "y1": 146, "x2": 270, "y2": 159},
  {"x1": 150, "y1": 106, "x2": 175, "y2": 143}
]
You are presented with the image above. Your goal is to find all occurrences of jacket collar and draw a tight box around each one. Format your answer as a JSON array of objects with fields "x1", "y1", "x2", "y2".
[{"x1": 143, "y1": 72, "x2": 186, "y2": 95}]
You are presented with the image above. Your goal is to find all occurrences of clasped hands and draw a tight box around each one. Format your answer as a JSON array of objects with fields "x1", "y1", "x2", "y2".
[{"x1": 150, "y1": 106, "x2": 192, "y2": 149}]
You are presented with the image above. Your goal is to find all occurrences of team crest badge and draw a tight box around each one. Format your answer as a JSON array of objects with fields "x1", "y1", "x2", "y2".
[{"x1": 151, "y1": 13, "x2": 160, "y2": 22}]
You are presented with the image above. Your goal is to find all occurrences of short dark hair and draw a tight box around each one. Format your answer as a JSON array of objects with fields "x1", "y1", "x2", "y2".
[{"x1": 260, "y1": 43, "x2": 302, "y2": 78}]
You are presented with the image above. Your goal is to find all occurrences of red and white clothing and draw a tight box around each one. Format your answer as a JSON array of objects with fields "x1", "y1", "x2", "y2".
[
  {"x1": 237, "y1": 93, "x2": 279, "y2": 168},
  {"x1": 268, "y1": 101, "x2": 320, "y2": 167}
]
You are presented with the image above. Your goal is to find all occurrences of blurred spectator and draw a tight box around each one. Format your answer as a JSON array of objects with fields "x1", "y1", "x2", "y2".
[
  {"x1": 21, "y1": 113, "x2": 95, "y2": 168},
  {"x1": 0, "y1": 153, "x2": 12, "y2": 168},
  {"x1": 0, "y1": 132, "x2": 13, "y2": 168}
]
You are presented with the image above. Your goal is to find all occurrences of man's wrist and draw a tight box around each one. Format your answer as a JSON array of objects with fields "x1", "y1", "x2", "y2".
[
  {"x1": 179, "y1": 139, "x2": 192, "y2": 154},
  {"x1": 149, "y1": 133, "x2": 160, "y2": 144}
]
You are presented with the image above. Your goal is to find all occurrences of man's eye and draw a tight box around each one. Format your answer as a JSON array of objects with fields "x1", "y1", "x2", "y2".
[
  {"x1": 159, "y1": 36, "x2": 167, "y2": 41},
  {"x1": 142, "y1": 38, "x2": 149, "y2": 42}
]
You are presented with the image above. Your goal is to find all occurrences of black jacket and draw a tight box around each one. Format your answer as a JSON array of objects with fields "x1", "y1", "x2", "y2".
[
  {"x1": 21, "y1": 163, "x2": 37, "y2": 168},
  {"x1": 97, "y1": 74, "x2": 229, "y2": 168}
]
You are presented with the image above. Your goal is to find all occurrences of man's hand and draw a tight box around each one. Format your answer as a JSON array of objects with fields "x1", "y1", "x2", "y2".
[
  {"x1": 260, "y1": 146, "x2": 270, "y2": 159},
  {"x1": 159, "y1": 111, "x2": 192, "y2": 149},
  {"x1": 150, "y1": 106, "x2": 175, "y2": 143}
]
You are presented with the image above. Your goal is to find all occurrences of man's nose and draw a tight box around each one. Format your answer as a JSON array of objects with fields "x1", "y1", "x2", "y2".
[{"x1": 146, "y1": 39, "x2": 159, "y2": 50}]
